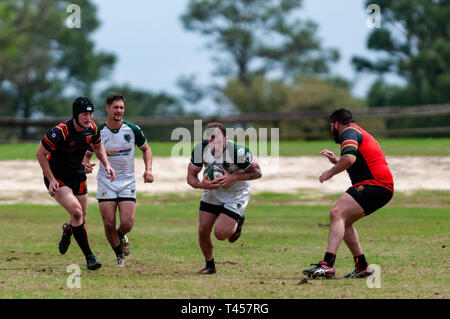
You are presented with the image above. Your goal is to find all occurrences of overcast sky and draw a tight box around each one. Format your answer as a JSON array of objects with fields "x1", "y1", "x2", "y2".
[{"x1": 90, "y1": 0, "x2": 396, "y2": 109}]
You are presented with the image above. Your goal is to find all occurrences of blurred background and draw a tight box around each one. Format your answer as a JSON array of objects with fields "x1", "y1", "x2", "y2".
[{"x1": 0, "y1": 0, "x2": 449, "y2": 142}]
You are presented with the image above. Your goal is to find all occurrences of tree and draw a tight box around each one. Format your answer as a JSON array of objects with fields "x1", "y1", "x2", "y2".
[
  {"x1": 181, "y1": 0, "x2": 339, "y2": 87},
  {"x1": 97, "y1": 85, "x2": 185, "y2": 141},
  {"x1": 0, "y1": 0, "x2": 115, "y2": 138},
  {"x1": 98, "y1": 85, "x2": 184, "y2": 117},
  {"x1": 220, "y1": 75, "x2": 366, "y2": 139},
  {"x1": 352, "y1": 0, "x2": 450, "y2": 106}
]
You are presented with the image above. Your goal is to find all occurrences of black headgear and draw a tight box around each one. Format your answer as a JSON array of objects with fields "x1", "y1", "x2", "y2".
[
  {"x1": 72, "y1": 97, "x2": 94, "y2": 125},
  {"x1": 330, "y1": 108, "x2": 353, "y2": 125}
]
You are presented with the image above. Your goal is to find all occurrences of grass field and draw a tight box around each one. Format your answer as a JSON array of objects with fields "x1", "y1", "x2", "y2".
[
  {"x1": 0, "y1": 190, "x2": 448, "y2": 299},
  {"x1": 0, "y1": 138, "x2": 449, "y2": 160}
]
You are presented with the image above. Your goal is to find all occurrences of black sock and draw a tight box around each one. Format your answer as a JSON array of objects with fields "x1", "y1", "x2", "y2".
[
  {"x1": 117, "y1": 227, "x2": 124, "y2": 240},
  {"x1": 206, "y1": 258, "x2": 215, "y2": 268},
  {"x1": 323, "y1": 252, "x2": 336, "y2": 267},
  {"x1": 354, "y1": 254, "x2": 368, "y2": 269},
  {"x1": 71, "y1": 224, "x2": 93, "y2": 259},
  {"x1": 113, "y1": 244, "x2": 123, "y2": 257}
]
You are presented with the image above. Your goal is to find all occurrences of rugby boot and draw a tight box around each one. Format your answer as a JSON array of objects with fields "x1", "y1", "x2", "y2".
[
  {"x1": 303, "y1": 260, "x2": 335, "y2": 279},
  {"x1": 199, "y1": 266, "x2": 216, "y2": 275},
  {"x1": 58, "y1": 223, "x2": 72, "y2": 255},
  {"x1": 228, "y1": 215, "x2": 245, "y2": 243},
  {"x1": 115, "y1": 253, "x2": 126, "y2": 268},
  {"x1": 118, "y1": 228, "x2": 130, "y2": 256},
  {"x1": 86, "y1": 254, "x2": 102, "y2": 270},
  {"x1": 344, "y1": 264, "x2": 374, "y2": 278}
]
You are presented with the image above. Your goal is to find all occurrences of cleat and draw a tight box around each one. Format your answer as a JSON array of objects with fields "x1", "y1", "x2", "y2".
[
  {"x1": 303, "y1": 260, "x2": 335, "y2": 279},
  {"x1": 115, "y1": 253, "x2": 126, "y2": 267},
  {"x1": 118, "y1": 228, "x2": 130, "y2": 256},
  {"x1": 199, "y1": 266, "x2": 216, "y2": 275},
  {"x1": 58, "y1": 223, "x2": 72, "y2": 255},
  {"x1": 120, "y1": 234, "x2": 130, "y2": 256},
  {"x1": 344, "y1": 264, "x2": 374, "y2": 278},
  {"x1": 86, "y1": 254, "x2": 102, "y2": 270},
  {"x1": 228, "y1": 215, "x2": 245, "y2": 243}
]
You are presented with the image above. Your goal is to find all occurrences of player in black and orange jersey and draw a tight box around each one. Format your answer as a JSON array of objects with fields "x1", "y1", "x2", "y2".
[
  {"x1": 304, "y1": 108, "x2": 394, "y2": 279},
  {"x1": 36, "y1": 97, "x2": 116, "y2": 270}
]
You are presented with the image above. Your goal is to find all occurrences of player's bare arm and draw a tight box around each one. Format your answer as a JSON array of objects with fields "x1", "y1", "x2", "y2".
[
  {"x1": 215, "y1": 162, "x2": 262, "y2": 188},
  {"x1": 140, "y1": 143, "x2": 154, "y2": 183},
  {"x1": 82, "y1": 151, "x2": 96, "y2": 174},
  {"x1": 187, "y1": 163, "x2": 221, "y2": 190},
  {"x1": 91, "y1": 142, "x2": 116, "y2": 182},
  {"x1": 319, "y1": 155, "x2": 356, "y2": 183},
  {"x1": 36, "y1": 142, "x2": 59, "y2": 196}
]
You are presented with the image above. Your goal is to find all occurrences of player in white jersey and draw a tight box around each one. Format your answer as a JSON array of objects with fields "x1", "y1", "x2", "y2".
[
  {"x1": 187, "y1": 122, "x2": 262, "y2": 274},
  {"x1": 84, "y1": 93, "x2": 154, "y2": 266}
]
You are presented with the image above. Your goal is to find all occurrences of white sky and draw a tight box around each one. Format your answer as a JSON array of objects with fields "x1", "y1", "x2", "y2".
[{"x1": 90, "y1": 0, "x2": 400, "y2": 110}]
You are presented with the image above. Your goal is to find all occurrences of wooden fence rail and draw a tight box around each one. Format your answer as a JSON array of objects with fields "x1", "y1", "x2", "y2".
[{"x1": 1, "y1": 104, "x2": 449, "y2": 128}]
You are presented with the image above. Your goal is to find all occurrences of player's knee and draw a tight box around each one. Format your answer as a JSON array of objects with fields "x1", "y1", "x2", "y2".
[
  {"x1": 198, "y1": 225, "x2": 211, "y2": 238},
  {"x1": 214, "y1": 228, "x2": 229, "y2": 241},
  {"x1": 103, "y1": 219, "x2": 115, "y2": 232},
  {"x1": 69, "y1": 204, "x2": 83, "y2": 220},
  {"x1": 120, "y1": 221, "x2": 133, "y2": 233},
  {"x1": 329, "y1": 207, "x2": 343, "y2": 221}
]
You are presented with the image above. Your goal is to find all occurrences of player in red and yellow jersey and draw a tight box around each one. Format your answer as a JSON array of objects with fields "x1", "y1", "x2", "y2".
[
  {"x1": 36, "y1": 97, "x2": 116, "y2": 270},
  {"x1": 304, "y1": 108, "x2": 394, "y2": 279}
]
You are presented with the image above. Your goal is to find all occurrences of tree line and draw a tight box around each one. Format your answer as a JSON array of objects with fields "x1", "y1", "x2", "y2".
[{"x1": 0, "y1": 0, "x2": 448, "y2": 140}]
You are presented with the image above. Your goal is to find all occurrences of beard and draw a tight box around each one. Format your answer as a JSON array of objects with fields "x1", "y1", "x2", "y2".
[{"x1": 332, "y1": 127, "x2": 340, "y2": 144}]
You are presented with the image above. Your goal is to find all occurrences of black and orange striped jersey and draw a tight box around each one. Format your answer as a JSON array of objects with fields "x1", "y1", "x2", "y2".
[
  {"x1": 339, "y1": 124, "x2": 394, "y2": 193},
  {"x1": 41, "y1": 118, "x2": 101, "y2": 180}
]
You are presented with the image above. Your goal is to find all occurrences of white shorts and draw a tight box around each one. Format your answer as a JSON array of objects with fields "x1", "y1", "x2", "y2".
[
  {"x1": 200, "y1": 187, "x2": 250, "y2": 218},
  {"x1": 96, "y1": 177, "x2": 136, "y2": 201}
]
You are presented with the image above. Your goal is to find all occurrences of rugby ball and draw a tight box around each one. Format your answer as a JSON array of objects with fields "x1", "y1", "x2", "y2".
[{"x1": 204, "y1": 164, "x2": 224, "y2": 181}]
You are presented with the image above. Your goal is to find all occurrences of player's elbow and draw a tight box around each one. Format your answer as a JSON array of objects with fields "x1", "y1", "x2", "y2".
[
  {"x1": 186, "y1": 175, "x2": 197, "y2": 189},
  {"x1": 342, "y1": 155, "x2": 356, "y2": 168}
]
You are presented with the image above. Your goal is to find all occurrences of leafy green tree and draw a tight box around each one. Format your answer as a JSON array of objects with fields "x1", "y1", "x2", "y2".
[
  {"x1": 97, "y1": 85, "x2": 185, "y2": 141},
  {"x1": 98, "y1": 85, "x2": 184, "y2": 117},
  {"x1": 352, "y1": 0, "x2": 450, "y2": 106},
  {"x1": 220, "y1": 75, "x2": 366, "y2": 139},
  {"x1": 0, "y1": 0, "x2": 115, "y2": 138},
  {"x1": 181, "y1": 0, "x2": 339, "y2": 87}
]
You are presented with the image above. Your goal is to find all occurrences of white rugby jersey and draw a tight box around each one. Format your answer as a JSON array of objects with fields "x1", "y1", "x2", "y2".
[
  {"x1": 89, "y1": 120, "x2": 147, "y2": 181},
  {"x1": 190, "y1": 140, "x2": 254, "y2": 194}
]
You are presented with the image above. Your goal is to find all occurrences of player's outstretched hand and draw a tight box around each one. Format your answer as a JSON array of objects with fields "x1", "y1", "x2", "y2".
[
  {"x1": 320, "y1": 149, "x2": 338, "y2": 164},
  {"x1": 105, "y1": 165, "x2": 116, "y2": 182},
  {"x1": 84, "y1": 162, "x2": 96, "y2": 174},
  {"x1": 143, "y1": 169, "x2": 154, "y2": 183}
]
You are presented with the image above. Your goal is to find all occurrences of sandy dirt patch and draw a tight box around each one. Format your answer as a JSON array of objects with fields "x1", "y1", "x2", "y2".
[{"x1": 0, "y1": 156, "x2": 449, "y2": 205}]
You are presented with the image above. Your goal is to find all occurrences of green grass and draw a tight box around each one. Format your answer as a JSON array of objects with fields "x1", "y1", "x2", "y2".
[
  {"x1": 0, "y1": 191, "x2": 448, "y2": 298},
  {"x1": 1, "y1": 138, "x2": 449, "y2": 160}
]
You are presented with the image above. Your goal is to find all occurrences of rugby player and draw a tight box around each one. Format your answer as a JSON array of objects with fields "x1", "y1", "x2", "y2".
[
  {"x1": 36, "y1": 97, "x2": 116, "y2": 270},
  {"x1": 187, "y1": 122, "x2": 262, "y2": 274},
  {"x1": 303, "y1": 108, "x2": 394, "y2": 278},
  {"x1": 83, "y1": 93, "x2": 153, "y2": 267}
]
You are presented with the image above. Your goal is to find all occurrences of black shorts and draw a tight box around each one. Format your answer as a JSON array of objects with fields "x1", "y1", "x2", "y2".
[
  {"x1": 346, "y1": 184, "x2": 393, "y2": 215},
  {"x1": 199, "y1": 201, "x2": 242, "y2": 223},
  {"x1": 44, "y1": 177, "x2": 87, "y2": 196},
  {"x1": 98, "y1": 198, "x2": 136, "y2": 203}
]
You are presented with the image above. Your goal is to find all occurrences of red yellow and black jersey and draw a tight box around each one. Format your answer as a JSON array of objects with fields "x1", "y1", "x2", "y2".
[
  {"x1": 339, "y1": 124, "x2": 394, "y2": 193},
  {"x1": 41, "y1": 118, "x2": 101, "y2": 180}
]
